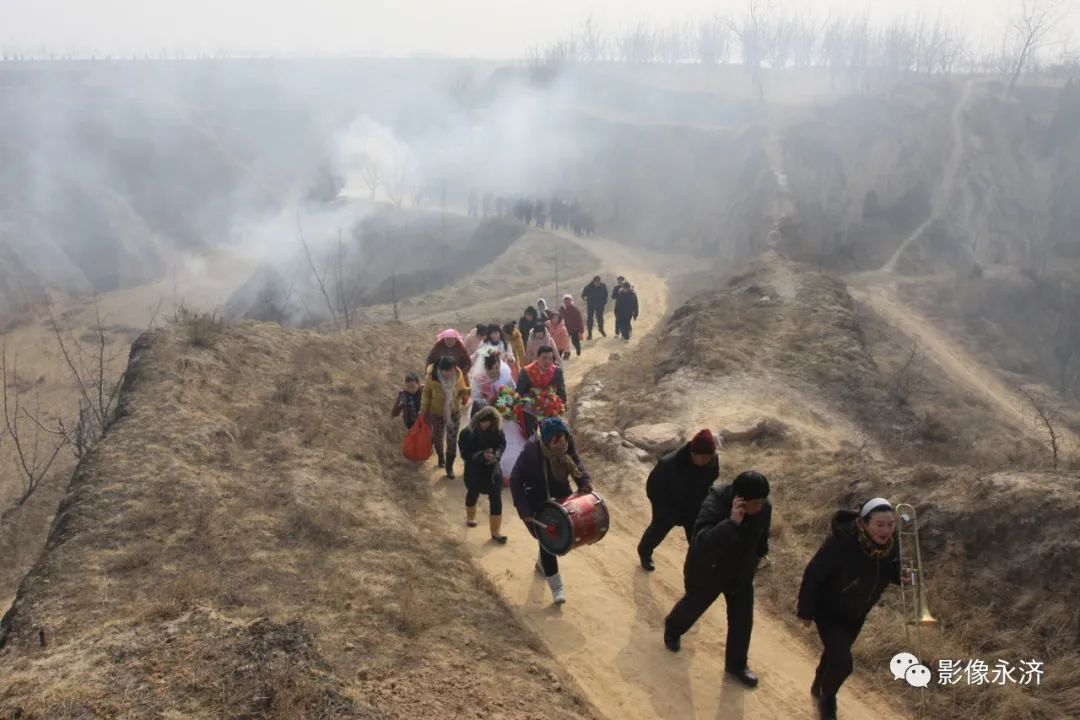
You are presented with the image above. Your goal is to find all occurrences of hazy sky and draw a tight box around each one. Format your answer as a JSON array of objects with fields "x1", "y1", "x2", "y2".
[{"x1": 1, "y1": 0, "x2": 1075, "y2": 59}]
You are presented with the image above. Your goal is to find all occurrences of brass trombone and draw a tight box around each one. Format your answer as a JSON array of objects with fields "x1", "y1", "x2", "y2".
[{"x1": 895, "y1": 503, "x2": 937, "y2": 658}]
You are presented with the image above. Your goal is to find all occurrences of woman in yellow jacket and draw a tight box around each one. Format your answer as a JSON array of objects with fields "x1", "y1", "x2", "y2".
[
  {"x1": 421, "y1": 355, "x2": 472, "y2": 478},
  {"x1": 503, "y1": 321, "x2": 528, "y2": 381}
]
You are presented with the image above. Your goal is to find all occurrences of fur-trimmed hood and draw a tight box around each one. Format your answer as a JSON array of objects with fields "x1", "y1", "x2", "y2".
[{"x1": 468, "y1": 404, "x2": 503, "y2": 432}]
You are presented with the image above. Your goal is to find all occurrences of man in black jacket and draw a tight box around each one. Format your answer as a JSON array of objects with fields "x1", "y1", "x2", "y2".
[
  {"x1": 664, "y1": 471, "x2": 771, "y2": 689},
  {"x1": 613, "y1": 281, "x2": 639, "y2": 341},
  {"x1": 637, "y1": 429, "x2": 720, "y2": 571},
  {"x1": 580, "y1": 276, "x2": 608, "y2": 339}
]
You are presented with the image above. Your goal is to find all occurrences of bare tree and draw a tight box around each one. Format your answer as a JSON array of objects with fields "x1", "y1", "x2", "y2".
[
  {"x1": 787, "y1": 13, "x2": 820, "y2": 68},
  {"x1": 697, "y1": 15, "x2": 732, "y2": 64},
  {"x1": 390, "y1": 270, "x2": 400, "y2": 322},
  {"x1": 296, "y1": 212, "x2": 341, "y2": 331},
  {"x1": 332, "y1": 228, "x2": 367, "y2": 331},
  {"x1": 45, "y1": 296, "x2": 161, "y2": 460},
  {"x1": 356, "y1": 153, "x2": 382, "y2": 201},
  {"x1": 892, "y1": 342, "x2": 926, "y2": 404},
  {"x1": 382, "y1": 146, "x2": 411, "y2": 210},
  {"x1": 915, "y1": 14, "x2": 967, "y2": 75},
  {"x1": 335, "y1": 229, "x2": 352, "y2": 330},
  {"x1": 1006, "y1": 0, "x2": 1068, "y2": 92},
  {"x1": 1, "y1": 339, "x2": 68, "y2": 507},
  {"x1": 1018, "y1": 385, "x2": 1063, "y2": 468},
  {"x1": 733, "y1": 0, "x2": 770, "y2": 100},
  {"x1": 762, "y1": 12, "x2": 799, "y2": 70},
  {"x1": 579, "y1": 16, "x2": 608, "y2": 62},
  {"x1": 617, "y1": 23, "x2": 657, "y2": 63},
  {"x1": 880, "y1": 18, "x2": 920, "y2": 73},
  {"x1": 655, "y1": 21, "x2": 691, "y2": 63}
]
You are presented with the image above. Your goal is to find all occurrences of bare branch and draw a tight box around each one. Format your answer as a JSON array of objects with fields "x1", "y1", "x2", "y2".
[
  {"x1": 296, "y1": 210, "x2": 341, "y2": 331},
  {"x1": 1018, "y1": 385, "x2": 1061, "y2": 468},
  {"x1": 1007, "y1": 0, "x2": 1068, "y2": 92},
  {"x1": 356, "y1": 153, "x2": 382, "y2": 201},
  {"x1": 45, "y1": 296, "x2": 103, "y2": 429},
  {"x1": 337, "y1": 228, "x2": 351, "y2": 330},
  {"x1": 1, "y1": 338, "x2": 69, "y2": 506},
  {"x1": 892, "y1": 342, "x2": 925, "y2": 404}
]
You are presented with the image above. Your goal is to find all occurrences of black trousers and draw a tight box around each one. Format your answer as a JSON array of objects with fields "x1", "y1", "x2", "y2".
[
  {"x1": 615, "y1": 315, "x2": 634, "y2": 340},
  {"x1": 465, "y1": 479, "x2": 503, "y2": 516},
  {"x1": 526, "y1": 522, "x2": 559, "y2": 577},
  {"x1": 812, "y1": 616, "x2": 865, "y2": 700},
  {"x1": 586, "y1": 305, "x2": 606, "y2": 337},
  {"x1": 665, "y1": 578, "x2": 755, "y2": 672},
  {"x1": 569, "y1": 331, "x2": 582, "y2": 356},
  {"x1": 636, "y1": 513, "x2": 692, "y2": 559}
]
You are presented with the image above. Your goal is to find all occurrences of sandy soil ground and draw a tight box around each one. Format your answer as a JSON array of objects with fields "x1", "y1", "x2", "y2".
[{"x1": 420, "y1": 233, "x2": 906, "y2": 720}]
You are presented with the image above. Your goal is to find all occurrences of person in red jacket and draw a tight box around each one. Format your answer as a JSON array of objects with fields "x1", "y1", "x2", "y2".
[{"x1": 560, "y1": 294, "x2": 585, "y2": 356}]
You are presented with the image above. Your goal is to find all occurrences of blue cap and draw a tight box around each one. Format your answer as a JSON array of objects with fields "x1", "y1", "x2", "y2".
[{"x1": 540, "y1": 417, "x2": 570, "y2": 445}]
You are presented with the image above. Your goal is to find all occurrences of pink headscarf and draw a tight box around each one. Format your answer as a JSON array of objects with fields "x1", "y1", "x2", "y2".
[{"x1": 436, "y1": 328, "x2": 464, "y2": 345}]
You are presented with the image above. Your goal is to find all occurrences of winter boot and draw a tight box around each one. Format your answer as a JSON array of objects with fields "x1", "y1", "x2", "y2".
[
  {"x1": 466, "y1": 505, "x2": 478, "y2": 528},
  {"x1": 546, "y1": 573, "x2": 567, "y2": 604},
  {"x1": 489, "y1": 515, "x2": 507, "y2": 543},
  {"x1": 445, "y1": 456, "x2": 456, "y2": 479}
]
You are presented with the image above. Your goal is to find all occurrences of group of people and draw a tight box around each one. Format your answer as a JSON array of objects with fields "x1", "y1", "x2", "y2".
[
  {"x1": 392, "y1": 314, "x2": 904, "y2": 720},
  {"x1": 392, "y1": 320, "x2": 582, "y2": 602},
  {"x1": 579, "y1": 275, "x2": 640, "y2": 341},
  {"x1": 636, "y1": 427, "x2": 908, "y2": 719},
  {"x1": 466, "y1": 192, "x2": 597, "y2": 237}
]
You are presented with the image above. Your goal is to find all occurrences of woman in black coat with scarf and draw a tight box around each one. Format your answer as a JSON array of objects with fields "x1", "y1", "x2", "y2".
[
  {"x1": 510, "y1": 417, "x2": 592, "y2": 604},
  {"x1": 457, "y1": 406, "x2": 509, "y2": 543},
  {"x1": 797, "y1": 498, "x2": 906, "y2": 720}
]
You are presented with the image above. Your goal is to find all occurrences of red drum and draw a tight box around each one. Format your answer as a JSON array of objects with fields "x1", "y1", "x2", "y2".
[{"x1": 535, "y1": 491, "x2": 610, "y2": 556}]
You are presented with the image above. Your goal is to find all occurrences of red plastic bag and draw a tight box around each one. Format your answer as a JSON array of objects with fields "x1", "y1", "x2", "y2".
[{"x1": 402, "y1": 415, "x2": 433, "y2": 463}]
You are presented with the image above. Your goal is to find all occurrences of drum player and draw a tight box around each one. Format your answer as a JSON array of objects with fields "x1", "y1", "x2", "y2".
[{"x1": 509, "y1": 417, "x2": 593, "y2": 605}]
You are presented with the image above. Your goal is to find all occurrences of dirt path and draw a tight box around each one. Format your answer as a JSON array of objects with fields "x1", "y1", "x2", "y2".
[
  {"x1": 422, "y1": 234, "x2": 906, "y2": 720},
  {"x1": 882, "y1": 82, "x2": 973, "y2": 274},
  {"x1": 850, "y1": 283, "x2": 1076, "y2": 453}
]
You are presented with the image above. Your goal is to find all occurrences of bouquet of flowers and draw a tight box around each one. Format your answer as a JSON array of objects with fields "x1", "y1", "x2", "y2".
[
  {"x1": 493, "y1": 386, "x2": 521, "y2": 420},
  {"x1": 524, "y1": 388, "x2": 566, "y2": 419}
]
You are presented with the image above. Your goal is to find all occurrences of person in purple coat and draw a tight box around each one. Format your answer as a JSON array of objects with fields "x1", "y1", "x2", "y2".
[{"x1": 510, "y1": 417, "x2": 593, "y2": 605}]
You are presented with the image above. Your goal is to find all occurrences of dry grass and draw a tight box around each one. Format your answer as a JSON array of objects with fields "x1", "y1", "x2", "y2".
[
  {"x1": 281, "y1": 497, "x2": 357, "y2": 549},
  {"x1": 897, "y1": 266, "x2": 1080, "y2": 426},
  {"x1": 171, "y1": 303, "x2": 226, "y2": 348},
  {"x1": 578, "y1": 254, "x2": 1080, "y2": 720},
  {"x1": 362, "y1": 229, "x2": 599, "y2": 325},
  {"x1": 0, "y1": 321, "x2": 595, "y2": 720},
  {"x1": 857, "y1": 296, "x2": 1052, "y2": 469}
]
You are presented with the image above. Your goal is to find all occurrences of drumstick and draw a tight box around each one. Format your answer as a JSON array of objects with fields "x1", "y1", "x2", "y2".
[{"x1": 529, "y1": 518, "x2": 559, "y2": 537}]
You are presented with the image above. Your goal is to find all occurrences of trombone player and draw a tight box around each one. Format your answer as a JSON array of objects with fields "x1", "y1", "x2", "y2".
[{"x1": 796, "y1": 498, "x2": 913, "y2": 720}]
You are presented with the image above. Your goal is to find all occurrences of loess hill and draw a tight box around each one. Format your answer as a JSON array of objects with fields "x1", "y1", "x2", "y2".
[{"x1": 0, "y1": 317, "x2": 595, "y2": 720}]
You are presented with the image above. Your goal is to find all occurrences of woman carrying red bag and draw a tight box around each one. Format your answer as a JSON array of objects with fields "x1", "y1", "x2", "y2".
[{"x1": 421, "y1": 356, "x2": 471, "y2": 478}]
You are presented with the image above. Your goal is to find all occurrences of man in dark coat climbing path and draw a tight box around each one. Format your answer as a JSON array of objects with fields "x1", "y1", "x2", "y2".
[
  {"x1": 613, "y1": 280, "x2": 639, "y2": 341},
  {"x1": 580, "y1": 276, "x2": 608, "y2": 339},
  {"x1": 637, "y1": 429, "x2": 720, "y2": 571},
  {"x1": 664, "y1": 470, "x2": 771, "y2": 690}
]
